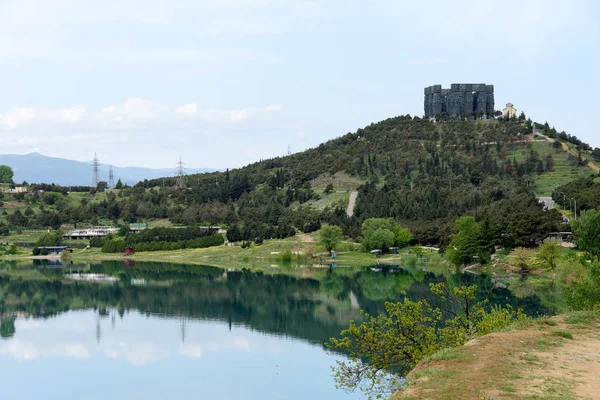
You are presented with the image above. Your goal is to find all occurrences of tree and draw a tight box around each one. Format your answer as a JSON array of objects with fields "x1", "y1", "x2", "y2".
[
  {"x1": 446, "y1": 216, "x2": 489, "y2": 266},
  {"x1": 512, "y1": 247, "x2": 532, "y2": 272},
  {"x1": 0, "y1": 222, "x2": 8, "y2": 236},
  {"x1": 536, "y1": 242, "x2": 561, "y2": 271},
  {"x1": 115, "y1": 179, "x2": 124, "y2": 189},
  {"x1": 327, "y1": 283, "x2": 526, "y2": 398},
  {"x1": 574, "y1": 210, "x2": 600, "y2": 260},
  {"x1": 324, "y1": 183, "x2": 334, "y2": 194},
  {"x1": 319, "y1": 225, "x2": 343, "y2": 255},
  {"x1": 0, "y1": 165, "x2": 13, "y2": 183},
  {"x1": 360, "y1": 218, "x2": 412, "y2": 251}
]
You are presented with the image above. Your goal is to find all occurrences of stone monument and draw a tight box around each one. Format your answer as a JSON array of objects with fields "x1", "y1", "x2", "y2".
[{"x1": 424, "y1": 83, "x2": 495, "y2": 119}]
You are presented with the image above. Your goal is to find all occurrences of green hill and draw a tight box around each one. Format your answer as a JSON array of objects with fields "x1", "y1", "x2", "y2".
[{"x1": 1, "y1": 115, "x2": 595, "y2": 248}]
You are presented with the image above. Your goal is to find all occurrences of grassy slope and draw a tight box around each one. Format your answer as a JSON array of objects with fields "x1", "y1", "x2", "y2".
[
  {"x1": 395, "y1": 312, "x2": 600, "y2": 400},
  {"x1": 507, "y1": 141, "x2": 596, "y2": 197}
]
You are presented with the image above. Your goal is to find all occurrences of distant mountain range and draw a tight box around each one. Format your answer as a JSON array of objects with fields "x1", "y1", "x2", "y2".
[{"x1": 0, "y1": 153, "x2": 216, "y2": 186}]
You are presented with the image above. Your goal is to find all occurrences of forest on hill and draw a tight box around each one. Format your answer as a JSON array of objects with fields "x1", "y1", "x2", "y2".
[{"x1": 0, "y1": 114, "x2": 592, "y2": 248}]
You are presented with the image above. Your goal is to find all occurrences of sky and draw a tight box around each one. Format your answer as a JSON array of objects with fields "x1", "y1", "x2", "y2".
[{"x1": 0, "y1": 0, "x2": 598, "y2": 170}]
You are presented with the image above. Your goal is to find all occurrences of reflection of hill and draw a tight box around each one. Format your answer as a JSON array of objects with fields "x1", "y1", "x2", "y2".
[{"x1": 0, "y1": 261, "x2": 558, "y2": 344}]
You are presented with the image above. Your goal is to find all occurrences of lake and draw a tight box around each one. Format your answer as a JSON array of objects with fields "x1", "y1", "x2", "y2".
[{"x1": 0, "y1": 260, "x2": 560, "y2": 399}]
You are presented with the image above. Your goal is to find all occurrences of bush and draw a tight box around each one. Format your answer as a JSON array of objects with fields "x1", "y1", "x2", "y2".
[{"x1": 101, "y1": 233, "x2": 224, "y2": 253}]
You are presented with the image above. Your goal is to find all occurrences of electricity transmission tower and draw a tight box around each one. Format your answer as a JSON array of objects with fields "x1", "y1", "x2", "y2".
[
  {"x1": 92, "y1": 153, "x2": 100, "y2": 187},
  {"x1": 176, "y1": 157, "x2": 186, "y2": 189},
  {"x1": 287, "y1": 145, "x2": 291, "y2": 156},
  {"x1": 108, "y1": 165, "x2": 115, "y2": 188}
]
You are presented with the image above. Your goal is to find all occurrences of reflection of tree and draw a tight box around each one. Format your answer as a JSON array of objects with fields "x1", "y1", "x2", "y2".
[
  {"x1": 507, "y1": 276, "x2": 538, "y2": 299},
  {"x1": 0, "y1": 317, "x2": 15, "y2": 339},
  {"x1": 320, "y1": 269, "x2": 344, "y2": 297},
  {"x1": 0, "y1": 260, "x2": 559, "y2": 344}
]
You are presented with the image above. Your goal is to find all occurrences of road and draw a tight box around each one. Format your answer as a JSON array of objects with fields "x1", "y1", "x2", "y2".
[
  {"x1": 537, "y1": 196, "x2": 555, "y2": 210},
  {"x1": 346, "y1": 191, "x2": 358, "y2": 217}
]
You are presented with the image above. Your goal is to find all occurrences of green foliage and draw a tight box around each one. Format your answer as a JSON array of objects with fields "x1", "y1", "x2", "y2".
[
  {"x1": 102, "y1": 233, "x2": 224, "y2": 253},
  {"x1": 537, "y1": 242, "x2": 561, "y2": 270},
  {"x1": 551, "y1": 331, "x2": 573, "y2": 340},
  {"x1": 0, "y1": 317, "x2": 16, "y2": 339},
  {"x1": 34, "y1": 231, "x2": 63, "y2": 247},
  {"x1": 319, "y1": 225, "x2": 343, "y2": 255},
  {"x1": 445, "y1": 217, "x2": 490, "y2": 266},
  {"x1": 512, "y1": 247, "x2": 532, "y2": 271},
  {"x1": 0, "y1": 165, "x2": 14, "y2": 183},
  {"x1": 564, "y1": 262, "x2": 600, "y2": 310},
  {"x1": 276, "y1": 248, "x2": 293, "y2": 263},
  {"x1": 360, "y1": 218, "x2": 412, "y2": 252},
  {"x1": 327, "y1": 283, "x2": 526, "y2": 398},
  {"x1": 573, "y1": 210, "x2": 600, "y2": 260}
]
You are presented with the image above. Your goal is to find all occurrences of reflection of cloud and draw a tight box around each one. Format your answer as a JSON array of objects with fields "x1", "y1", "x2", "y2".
[
  {"x1": 0, "y1": 340, "x2": 89, "y2": 361},
  {"x1": 180, "y1": 344, "x2": 202, "y2": 358},
  {"x1": 179, "y1": 335, "x2": 266, "y2": 359},
  {"x1": 102, "y1": 340, "x2": 170, "y2": 366},
  {"x1": 0, "y1": 311, "x2": 288, "y2": 367}
]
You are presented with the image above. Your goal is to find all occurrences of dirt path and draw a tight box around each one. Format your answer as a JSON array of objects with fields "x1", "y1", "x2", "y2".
[
  {"x1": 346, "y1": 191, "x2": 358, "y2": 217},
  {"x1": 297, "y1": 234, "x2": 314, "y2": 242},
  {"x1": 396, "y1": 313, "x2": 600, "y2": 399},
  {"x1": 561, "y1": 142, "x2": 600, "y2": 173}
]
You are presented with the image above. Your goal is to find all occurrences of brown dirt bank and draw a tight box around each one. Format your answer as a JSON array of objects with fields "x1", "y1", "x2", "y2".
[{"x1": 394, "y1": 312, "x2": 600, "y2": 400}]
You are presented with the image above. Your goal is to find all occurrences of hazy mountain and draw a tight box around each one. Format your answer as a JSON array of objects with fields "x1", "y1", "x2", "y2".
[{"x1": 0, "y1": 153, "x2": 216, "y2": 186}]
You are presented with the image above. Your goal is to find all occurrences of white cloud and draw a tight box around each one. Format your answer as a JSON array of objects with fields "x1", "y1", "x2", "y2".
[
  {"x1": 49, "y1": 105, "x2": 86, "y2": 123},
  {"x1": 175, "y1": 103, "x2": 198, "y2": 120},
  {"x1": 0, "y1": 107, "x2": 37, "y2": 129},
  {"x1": 0, "y1": 105, "x2": 87, "y2": 129},
  {"x1": 180, "y1": 104, "x2": 283, "y2": 123},
  {"x1": 97, "y1": 98, "x2": 168, "y2": 128}
]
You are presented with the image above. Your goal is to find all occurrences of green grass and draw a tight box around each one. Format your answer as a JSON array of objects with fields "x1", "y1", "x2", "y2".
[
  {"x1": 551, "y1": 331, "x2": 573, "y2": 340},
  {"x1": 520, "y1": 354, "x2": 540, "y2": 362},
  {"x1": 423, "y1": 348, "x2": 468, "y2": 362},
  {"x1": 309, "y1": 171, "x2": 365, "y2": 190},
  {"x1": 297, "y1": 190, "x2": 350, "y2": 211},
  {"x1": 507, "y1": 141, "x2": 597, "y2": 196},
  {"x1": 501, "y1": 385, "x2": 516, "y2": 393},
  {"x1": 564, "y1": 311, "x2": 600, "y2": 326}
]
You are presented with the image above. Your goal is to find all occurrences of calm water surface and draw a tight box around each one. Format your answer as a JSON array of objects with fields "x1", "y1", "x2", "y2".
[{"x1": 0, "y1": 260, "x2": 560, "y2": 399}]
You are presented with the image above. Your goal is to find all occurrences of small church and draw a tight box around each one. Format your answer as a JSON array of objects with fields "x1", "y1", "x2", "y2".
[{"x1": 503, "y1": 102, "x2": 517, "y2": 118}]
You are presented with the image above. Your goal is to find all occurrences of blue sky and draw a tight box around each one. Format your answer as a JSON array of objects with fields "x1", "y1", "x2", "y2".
[{"x1": 0, "y1": 0, "x2": 598, "y2": 169}]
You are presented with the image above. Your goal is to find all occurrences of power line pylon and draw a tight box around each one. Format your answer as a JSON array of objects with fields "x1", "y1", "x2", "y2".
[
  {"x1": 108, "y1": 165, "x2": 115, "y2": 188},
  {"x1": 92, "y1": 153, "x2": 100, "y2": 187},
  {"x1": 176, "y1": 157, "x2": 186, "y2": 189}
]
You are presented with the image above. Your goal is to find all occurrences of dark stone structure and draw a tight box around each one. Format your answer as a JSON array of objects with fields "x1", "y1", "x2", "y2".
[{"x1": 424, "y1": 83, "x2": 494, "y2": 119}]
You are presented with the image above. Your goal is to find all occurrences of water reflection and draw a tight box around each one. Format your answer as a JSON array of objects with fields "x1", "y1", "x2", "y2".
[
  {"x1": 1, "y1": 260, "x2": 560, "y2": 343},
  {"x1": 0, "y1": 260, "x2": 561, "y2": 399}
]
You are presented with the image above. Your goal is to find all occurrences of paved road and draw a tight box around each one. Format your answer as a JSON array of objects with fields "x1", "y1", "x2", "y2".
[
  {"x1": 346, "y1": 191, "x2": 358, "y2": 217},
  {"x1": 538, "y1": 196, "x2": 555, "y2": 210}
]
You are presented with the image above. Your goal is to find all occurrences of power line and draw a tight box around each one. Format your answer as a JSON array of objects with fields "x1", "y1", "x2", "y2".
[
  {"x1": 92, "y1": 153, "x2": 100, "y2": 186},
  {"x1": 108, "y1": 165, "x2": 115, "y2": 188},
  {"x1": 176, "y1": 157, "x2": 186, "y2": 189}
]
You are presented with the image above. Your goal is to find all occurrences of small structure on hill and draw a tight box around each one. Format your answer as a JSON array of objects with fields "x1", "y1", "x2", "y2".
[
  {"x1": 64, "y1": 226, "x2": 119, "y2": 239},
  {"x1": 503, "y1": 102, "x2": 517, "y2": 118},
  {"x1": 37, "y1": 246, "x2": 68, "y2": 255},
  {"x1": 129, "y1": 223, "x2": 148, "y2": 232}
]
